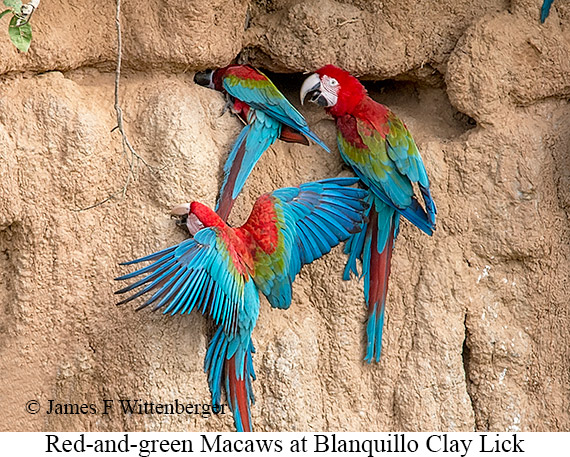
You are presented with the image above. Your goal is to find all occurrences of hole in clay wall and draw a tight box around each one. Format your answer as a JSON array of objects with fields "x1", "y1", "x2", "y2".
[{"x1": 261, "y1": 70, "x2": 477, "y2": 142}]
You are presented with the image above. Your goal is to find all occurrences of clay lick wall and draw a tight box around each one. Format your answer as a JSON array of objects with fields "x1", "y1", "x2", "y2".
[{"x1": 0, "y1": 0, "x2": 569, "y2": 432}]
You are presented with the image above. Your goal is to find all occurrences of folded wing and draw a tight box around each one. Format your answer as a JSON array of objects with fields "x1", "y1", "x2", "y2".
[
  {"x1": 337, "y1": 115, "x2": 436, "y2": 236},
  {"x1": 223, "y1": 66, "x2": 330, "y2": 152}
]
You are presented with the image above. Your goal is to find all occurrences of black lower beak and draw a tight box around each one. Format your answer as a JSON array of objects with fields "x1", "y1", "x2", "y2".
[
  {"x1": 310, "y1": 91, "x2": 330, "y2": 107},
  {"x1": 172, "y1": 213, "x2": 188, "y2": 227},
  {"x1": 194, "y1": 69, "x2": 214, "y2": 88},
  {"x1": 301, "y1": 75, "x2": 329, "y2": 107}
]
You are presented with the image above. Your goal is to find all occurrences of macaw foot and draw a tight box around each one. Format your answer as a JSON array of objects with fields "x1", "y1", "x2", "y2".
[{"x1": 220, "y1": 96, "x2": 234, "y2": 117}]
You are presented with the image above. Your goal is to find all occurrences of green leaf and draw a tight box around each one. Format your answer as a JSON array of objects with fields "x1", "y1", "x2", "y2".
[
  {"x1": 8, "y1": 15, "x2": 31, "y2": 52},
  {"x1": 3, "y1": 0, "x2": 22, "y2": 12},
  {"x1": 0, "y1": 9, "x2": 12, "y2": 19}
]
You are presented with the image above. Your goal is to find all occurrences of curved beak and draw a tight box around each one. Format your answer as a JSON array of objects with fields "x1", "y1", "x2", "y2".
[
  {"x1": 300, "y1": 73, "x2": 330, "y2": 108},
  {"x1": 300, "y1": 73, "x2": 323, "y2": 105},
  {"x1": 171, "y1": 203, "x2": 190, "y2": 217},
  {"x1": 171, "y1": 203, "x2": 191, "y2": 228},
  {"x1": 194, "y1": 69, "x2": 214, "y2": 89}
]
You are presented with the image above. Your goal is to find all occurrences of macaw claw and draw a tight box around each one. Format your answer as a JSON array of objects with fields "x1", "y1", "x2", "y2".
[{"x1": 221, "y1": 95, "x2": 234, "y2": 117}]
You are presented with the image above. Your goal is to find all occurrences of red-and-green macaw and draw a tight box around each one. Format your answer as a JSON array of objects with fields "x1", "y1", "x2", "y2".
[
  {"x1": 541, "y1": 0, "x2": 554, "y2": 22},
  {"x1": 194, "y1": 65, "x2": 330, "y2": 221},
  {"x1": 115, "y1": 178, "x2": 368, "y2": 431},
  {"x1": 301, "y1": 65, "x2": 436, "y2": 363}
]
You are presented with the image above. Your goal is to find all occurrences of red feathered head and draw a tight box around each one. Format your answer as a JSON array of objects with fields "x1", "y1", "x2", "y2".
[
  {"x1": 300, "y1": 65, "x2": 367, "y2": 117},
  {"x1": 171, "y1": 201, "x2": 224, "y2": 236}
]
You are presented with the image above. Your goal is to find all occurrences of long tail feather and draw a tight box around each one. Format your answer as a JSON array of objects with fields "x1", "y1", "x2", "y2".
[
  {"x1": 216, "y1": 125, "x2": 251, "y2": 221},
  {"x1": 226, "y1": 355, "x2": 253, "y2": 432},
  {"x1": 363, "y1": 208, "x2": 398, "y2": 363},
  {"x1": 204, "y1": 328, "x2": 255, "y2": 432},
  {"x1": 343, "y1": 194, "x2": 399, "y2": 363},
  {"x1": 216, "y1": 111, "x2": 281, "y2": 222},
  {"x1": 541, "y1": 0, "x2": 554, "y2": 23}
]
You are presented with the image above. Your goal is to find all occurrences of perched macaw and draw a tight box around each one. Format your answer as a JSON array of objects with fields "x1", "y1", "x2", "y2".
[
  {"x1": 115, "y1": 178, "x2": 368, "y2": 431},
  {"x1": 541, "y1": 0, "x2": 554, "y2": 22},
  {"x1": 194, "y1": 65, "x2": 330, "y2": 221},
  {"x1": 301, "y1": 65, "x2": 436, "y2": 362}
]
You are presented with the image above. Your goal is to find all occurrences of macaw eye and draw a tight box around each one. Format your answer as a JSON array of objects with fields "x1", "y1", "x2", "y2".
[{"x1": 329, "y1": 78, "x2": 339, "y2": 86}]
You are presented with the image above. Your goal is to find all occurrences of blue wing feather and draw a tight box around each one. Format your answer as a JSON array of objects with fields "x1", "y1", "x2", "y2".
[
  {"x1": 115, "y1": 228, "x2": 246, "y2": 336},
  {"x1": 223, "y1": 74, "x2": 330, "y2": 152},
  {"x1": 204, "y1": 281, "x2": 259, "y2": 431},
  {"x1": 350, "y1": 166, "x2": 434, "y2": 236},
  {"x1": 255, "y1": 178, "x2": 368, "y2": 310}
]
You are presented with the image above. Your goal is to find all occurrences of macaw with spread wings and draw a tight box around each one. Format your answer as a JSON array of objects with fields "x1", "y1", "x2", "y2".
[{"x1": 115, "y1": 178, "x2": 367, "y2": 431}]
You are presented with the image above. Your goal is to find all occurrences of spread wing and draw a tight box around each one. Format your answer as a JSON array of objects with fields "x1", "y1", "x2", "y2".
[
  {"x1": 249, "y1": 177, "x2": 368, "y2": 309},
  {"x1": 115, "y1": 228, "x2": 249, "y2": 336}
]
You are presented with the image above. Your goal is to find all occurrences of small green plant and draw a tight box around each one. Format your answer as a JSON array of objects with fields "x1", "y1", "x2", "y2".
[{"x1": 0, "y1": 0, "x2": 39, "y2": 52}]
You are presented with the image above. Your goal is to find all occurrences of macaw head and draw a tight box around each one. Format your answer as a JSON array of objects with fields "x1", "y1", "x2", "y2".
[
  {"x1": 300, "y1": 65, "x2": 367, "y2": 116},
  {"x1": 194, "y1": 69, "x2": 215, "y2": 89},
  {"x1": 194, "y1": 67, "x2": 229, "y2": 92},
  {"x1": 171, "y1": 202, "x2": 224, "y2": 235}
]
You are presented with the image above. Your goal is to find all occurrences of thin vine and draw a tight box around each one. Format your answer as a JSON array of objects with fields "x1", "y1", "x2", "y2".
[{"x1": 75, "y1": 0, "x2": 158, "y2": 211}]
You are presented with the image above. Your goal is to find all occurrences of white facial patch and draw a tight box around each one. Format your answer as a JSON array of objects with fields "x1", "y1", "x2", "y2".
[
  {"x1": 186, "y1": 213, "x2": 205, "y2": 236},
  {"x1": 320, "y1": 75, "x2": 339, "y2": 106}
]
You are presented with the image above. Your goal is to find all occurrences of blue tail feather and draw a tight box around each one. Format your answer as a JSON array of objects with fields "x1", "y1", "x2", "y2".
[
  {"x1": 363, "y1": 206, "x2": 397, "y2": 363},
  {"x1": 216, "y1": 112, "x2": 281, "y2": 221},
  {"x1": 343, "y1": 195, "x2": 397, "y2": 362},
  {"x1": 541, "y1": 0, "x2": 554, "y2": 23},
  {"x1": 366, "y1": 303, "x2": 386, "y2": 362},
  {"x1": 205, "y1": 328, "x2": 256, "y2": 432}
]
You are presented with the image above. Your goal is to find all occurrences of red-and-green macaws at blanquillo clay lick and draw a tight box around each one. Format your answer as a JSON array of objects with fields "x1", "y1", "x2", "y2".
[
  {"x1": 115, "y1": 178, "x2": 368, "y2": 431},
  {"x1": 301, "y1": 65, "x2": 437, "y2": 363},
  {"x1": 194, "y1": 65, "x2": 330, "y2": 221}
]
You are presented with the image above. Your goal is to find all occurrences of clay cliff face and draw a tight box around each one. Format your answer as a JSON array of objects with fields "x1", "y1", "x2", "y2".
[{"x1": 1, "y1": 0, "x2": 569, "y2": 432}]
